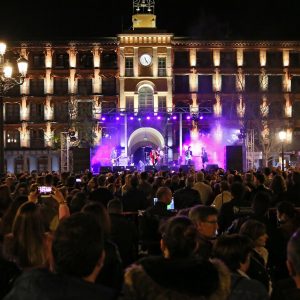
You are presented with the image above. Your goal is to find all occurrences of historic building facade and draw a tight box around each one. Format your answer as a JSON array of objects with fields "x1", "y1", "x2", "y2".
[{"x1": 3, "y1": 1, "x2": 300, "y2": 173}]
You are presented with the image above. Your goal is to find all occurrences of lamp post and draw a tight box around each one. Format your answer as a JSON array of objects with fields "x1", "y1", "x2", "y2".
[
  {"x1": 0, "y1": 42, "x2": 28, "y2": 174},
  {"x1": 278, "y1": 130, "x2": 287, "y2": 172}
]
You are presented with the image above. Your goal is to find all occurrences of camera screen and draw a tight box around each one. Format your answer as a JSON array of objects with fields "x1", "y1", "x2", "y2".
[
  {"x1": 153, "y1": 197, "x2": 158, "y2": 205},
  {"x1": 76, "y1": 178, "x2": 82, "y2": 183},
  {"x1": 167, "y1": 198, "x2": 174, "y2": 210},
  {"x1": 38, "y1": 186, "x2": 52, "y2": 194}
]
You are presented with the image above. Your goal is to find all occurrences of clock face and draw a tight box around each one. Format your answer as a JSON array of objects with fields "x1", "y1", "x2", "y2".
[{"x1": 140, "y1": 54, "x2": 152, "y2": 66}]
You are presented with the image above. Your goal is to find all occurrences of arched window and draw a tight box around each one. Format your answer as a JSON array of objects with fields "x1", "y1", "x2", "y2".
[{"x1": 138, "y1": 86, "x2": 154, "y2": 112}]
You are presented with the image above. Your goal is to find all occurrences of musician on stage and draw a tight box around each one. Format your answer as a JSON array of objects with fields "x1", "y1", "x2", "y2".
[
  {"x1": 201, "y1": 147, "x2": 208, "y2": 169},
  {"x1": 150, "y1": 148, "x2": 159, "y2": 166},
  {"x1": 185, "y1": 146, "x2": 193, "y2": 165},
  {"x1": 110, "y1": 148, "x2": 119, "y2": 166}
]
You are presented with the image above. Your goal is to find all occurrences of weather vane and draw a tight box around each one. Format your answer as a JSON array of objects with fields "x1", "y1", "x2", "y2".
[{"x1": 133, "y1": 0, "x2": 155, "y2": 14}]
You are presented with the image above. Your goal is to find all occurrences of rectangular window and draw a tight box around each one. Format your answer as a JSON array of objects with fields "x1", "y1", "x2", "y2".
[
  {"x1": 101, "y1": 51, "x2": 118, "y2": 69},
  {"x1": 269, "y1": 101, "x2": 283, "y2": 118},
  {"x1": 243, "y1": 51, "x2": 260, "y2": 68},
  {"x1": 268, "y1": 76, "x2": 282, "y2": 93},
  {"x1": 54, "y1": 53, "x2": 69, "y2": 69},
  {"x1": 125, "y1": 57, "x2": 134, "y2": 77},
  {"x1": 158, "y1": 57, "x2": 166, "y2": 76},
  {"x1": 30, "y1": 103, "x2": 44, "y2": 122},
  {"x1": 198, "y1": 75, "x2": 213, "y2": 93},
  {"x1": 54, "y1": 102, "x2": 69, "y2": 122},
  {"x1": 77, "y1": 79, "x2": 93, "y2": 95},
  {"x1": 53, "y1": 78, "x2": 68, "y2": 95},
  {"x1": 126, "y1": 97, "x2": 134, "y2": 112},
  {"x1": 158, "y1": 96, "x2": 166, "y2": 112},
  {"x1": 174, "y1": 51, "x2": 190, "y2": 68},
  {"x1": 32, "y1": 54, "x2": 45, "y2": 69},
  {"x1": 30, "y1": 129, "x2": 44, "y2": 148},
  {"x1": 78, "y1": 52, "x2": 93, "y2": 68},
  {"x1": 290, "y1": 52, "x2": 300, "y2": 68},
  {"x1": 267, "y1": 51, "x2": 282, "y2": 68},
  {"x1": 196, "y1": 51, "x2": 213, "y2": 68},
  {"x1": 245, "y1": 75, "x2": 260, "y2": 92},
  {"x1": 245, "y1": 99, "x2": 260, "y2": 118},
  {"x1": 102, "y1": 78, "x2": 116, "y2": 95},
  {"x1": 5, "y1": 103, "x2": 20, "y2": 123},
  {"x1": 220, "y1": 51, "x2": 236, "y2": 68},
  {"x1": 221, "y1": 75, "x2": 236, "y2": 93},
  {"x1": 30, "y1": 79, "x2": 44, "y2": 96},
  {"x1": 174, "y1": 75, "x2": 189, "y2": 93},
  {"x1": 291, "y1": 76, "x2": 300, "y2": 93},
  {"x1": 6, "y1": 130, "x2": 20, "y2": 149},
  {"x1": 77, "y1": 101, "x2": 93, "y2": 120}
]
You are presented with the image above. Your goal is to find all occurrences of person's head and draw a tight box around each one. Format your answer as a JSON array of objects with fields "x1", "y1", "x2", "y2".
[
  {"x1": 156, "y1": 186, "x2": 172, "y2": 205},
  {"x1": 287, "y1": 229, "x2": 300, "y2": 277},
  {"x1": 52, "y1": 212, "x2": 105, "y2": 282},
  {"x1": 189, "y1": 205, "x2": 218, "y2": 239},
  {"x1": 130, "y1": 175, "x2": 139, "y2": 188},
  {"x1": 292, "y1": 171, "x2": 300, "y2": 185},
  {"x1": 97, "y1": 174, "x2": 107, "y2": 187},
  {"x1": 45, "y1": 174, "x2": 54, "y2": 186},
  {"x1": 70, "y1": 192, "x2": 87, "y2": 214},
  {"x1": 107, "y1": 199, "x2": 123, "y2": 214},
  {"x1": 160, "y1": 216, "x2": 197, "y2": 258},
  {"x1": 230, "y1": 182, "x2": 245, "y2": 201},
  {"x1": 185, "y1": 175, "x2": 195, "y2": 188},
  {"x1": 140, "y1": 171, "x2": 148, "y2": 181},
  {"x1": 213, "y1": 234, "x2": 253, "y2": 272},
  {"x1": 0, "y1": 184, "x2": 12, "y2": 216},
  {"x1": 271, "y1": 174, "x2": 287, "y2": 194},
  {"x1": 220, "y1": 180, "x2": 229, "y2": 192},
  {"x1": 252, "y1": 192, "x2": 270, "y2": 216},
  {"x1": 254, "y1": 173, "x2": 265, "y2": 186},
  {"x1": 239, "y1": 219, "x2": 268, "y2": 248},
  {"x1": 11, "y1": 202, "x2": 46, "y2": 268},
  {"x1": 81, "y1": 202, "x2": 111, "y2": 236},
  {"x1": 276, "y1": 201, "x2": 297, "y2": 223},
  {"x1": 196, "y1": 171, "x2": 205, "y2": 182}
]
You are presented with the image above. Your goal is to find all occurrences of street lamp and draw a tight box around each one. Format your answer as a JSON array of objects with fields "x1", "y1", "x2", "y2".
[
  {"x1": 0, "y1": 42, "x2": 28, "y2": 174},
  {"x1": 278, "y1": 130, "x2": 287, "y2": 172}
]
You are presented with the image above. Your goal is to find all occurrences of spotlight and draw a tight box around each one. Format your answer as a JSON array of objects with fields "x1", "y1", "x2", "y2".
[
  {"x1": 186, "y1": 115, "x2": 191, "y2": 120},
  {"x1": 146, "y1": 116, "x2": 150, "y2": 120},
  {"x1": 157, "y1": 116, "x2": 161, "y2": 120},
  {"x1": 138, "y1": 117, "x2": 141, "y2": 121},
  {"x1": 199, "y1": 115, "x2": 204, "y2": 120},
  {"x1": 172, "y1": 115, "x2": 177, "y2": 120},
  {"x1": 101, "y1": 117, "x2": 106, "y2": 121},
  {"x1": 130, "y1": 116, "x2": 134, "y2": 120}
]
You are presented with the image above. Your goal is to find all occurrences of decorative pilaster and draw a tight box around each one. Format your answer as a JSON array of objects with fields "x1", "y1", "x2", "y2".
[
  {"x1": 119, "y1": 78, "x2": 125, "y2": 111},
  {"x1": 21, "y1": 96, "x2": 29, "y2": 121},
  {"x1": 166, "y1": 47, "x2": 172, "y2": 77},
  {"x1": 20, "y1": 78, "x2": 29, "y2": 95},
  {"x1": 154, "y1": 94, "x2": 158, "y2": 114},
  {"x1": 236, "y1": 68, "x2": 245, "y2": 92},
  {"x1": 45, "y1": 122, "x2": 53, "y2": 147},
  {"x1": 93, "y1": 69, "x2": 101, "y2": 94},
  {"x1": 45, "y1": 46, "x2": 53, "y2": 68},
  {"x1": 134, "y1": 93, "x2": 139, "y2": 114},
  {"x1": 191, "y1": 94, "x2": 198, "y2": 114},
  {"x1": 260, "y1": 49, "x2": 267, "y2": 67},
  {"x1": 237, "y1": 49, "x2": 243, "y2": 67},
  {"x1": 283, "y1": 50, "x2": 289, "y2": 67},
  {"x1": 260, "y1": 68, "x2": 268, "y2": 91},
  {"x1": 167, "y1": 78, "x2": 173, "y2": 113},
  {"x1": 284, "y1": 93, "x2": 292, "y2": 117},
  {"x1": 237, "y1": 95, "x2": 245, "y2": 118},
  {"x1": 92, "y1": 46, "x2": 101, "y2": 68},
  {"x1": 67, "y1": 46, "x2": 77, "y2": 68},
  {"x1": 283, "y1": 68, "x2": 291, "y2": 92},
  {"x1": 69, "y1": 69, "x2": 77, "y2": 94},
  {"x1": 119, "y1": 47, "x2": 125, "y2": 77},
  {"x1": 190, "y1": 48, "x2": 196, "y2": 67},
  {"x1": 260, "y1": 95, "x2": 269, "y2": 117},
  {"x1": 45, "y1": 69, "x2": 53, "y2": 94},
  {"x1": 213, "y1": 49, "x2": 220, "y2": 67},
  {"x1": 152, "y1": 47, "x2": 158, "y2": 77},
  {"x1": 133, "y1": 47, "x2": 139, "y2": 77},
  {"x1": 189, "y1": 69, "x2": 198, "y2": 93},
  {"x1": 20, "y1": 122, "x2": 30, "y2": 148},
  {"x1": 45, "y1": 96, "x2": 54, "y2": 121},
  {"x1": 93, "y1": 96, "x2": 101, "y2": 118},
  {"x1": 213, "y1": 93, "x2": 222, "y2": 117},
  {"x1": 213, "y1": 68, "x2": 221, "y2": 92}
]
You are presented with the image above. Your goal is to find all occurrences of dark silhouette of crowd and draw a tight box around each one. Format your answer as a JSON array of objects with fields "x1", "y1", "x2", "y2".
[{"x1": 0, "y1": 166, "x2": 300, "y2": 299}]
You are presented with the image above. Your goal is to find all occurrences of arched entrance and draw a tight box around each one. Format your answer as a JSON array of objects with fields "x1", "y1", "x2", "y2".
[{"x1": 128, "y1": 127, "x2": 165, "y2": 166}]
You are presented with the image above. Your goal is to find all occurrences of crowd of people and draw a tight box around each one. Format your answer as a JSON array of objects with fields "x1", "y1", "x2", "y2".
[{"x1": 0, "y1": 166, "x2": 300, "y2": 299}]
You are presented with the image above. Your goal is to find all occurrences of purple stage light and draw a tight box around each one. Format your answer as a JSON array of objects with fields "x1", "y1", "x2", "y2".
[
  {"x1": 138, "y1": 117, "x2": 141, "y2": 121},
  {"x1": 199, "y1": 115, "x2": 204, "y2": 120},
  {"x1": 116, "y1": 116, "x2": 120, "y2": 121},
  {"x1": 101, "y1": 117, "x2": 106, "y2": 121},
  {"x1": 157, "y1": 116, "x2": 161, "y2": 120},
  {"x1": 146, "y1": 116, "x2": 150, "y2": 120},
  {"x1": 186, "y1": 115, "x2": 191, "y2": 120},
  {"x1": 172, "y1": 115, "x2": 177, "y2": 120},
  {"x1": 130, "y1": 116, "x2": 134, "y2": 120}
]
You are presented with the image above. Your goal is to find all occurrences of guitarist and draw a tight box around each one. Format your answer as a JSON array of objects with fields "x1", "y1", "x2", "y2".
[
  {"x1": 185, "y1": 146, "x2": 193, "y2": 165},
  {"x1": 111, "y1": 148, "x2": 120, "y2": 166}
]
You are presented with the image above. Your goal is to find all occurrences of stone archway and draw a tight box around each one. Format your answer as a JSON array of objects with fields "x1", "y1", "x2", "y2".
[{"x1": 128, "y1": 127, "x2": 165, "y2": 155}]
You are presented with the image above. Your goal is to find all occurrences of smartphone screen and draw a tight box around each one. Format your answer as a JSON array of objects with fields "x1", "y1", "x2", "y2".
[
  {"x1": 167, "y1": 197, "x2": 174, "y2": 210},
  {"x1": 38, "y1": 186, "x2": 52, "y2": 194},
  {"x1": 153, "y1": 197, "x2": 158, "y2": 205},
  {"x1": 76, "y1": 178, "x2": 82, "y2": 183}
]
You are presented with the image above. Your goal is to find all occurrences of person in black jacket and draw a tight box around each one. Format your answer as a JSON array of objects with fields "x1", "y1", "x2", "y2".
[{"x1": 4, "y1": 213, "x2": 116, "y2": 300}]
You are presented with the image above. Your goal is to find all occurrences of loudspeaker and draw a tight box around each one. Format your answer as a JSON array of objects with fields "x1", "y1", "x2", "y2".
[
  {"x1": 205, "y1": 164, "x2": 219, "y2": 172},
  {"x1": 125, "y1": 166, "x2": 136, "y2": 172},
  {"x1": 71, "y1": 148, "x2": 90, "y2": 173},
  {"x1": 113, "y1": 166, "x2": 125, "y2": 173},
  {"x1": 159, "y1": 165, "x2": 169, "y2": 171},
  {"x1": 100, "y1": 166, "x2": 112, "y2": 173},
  {"x1": 226, "y1": 145, "x2": 244, "y2": 172},
  {"x1": 179, "y1": 165, "x2": 192, "y2": 173},
  {"x1": 145, "y1": 165, "x2": 157, "y2": 172}
]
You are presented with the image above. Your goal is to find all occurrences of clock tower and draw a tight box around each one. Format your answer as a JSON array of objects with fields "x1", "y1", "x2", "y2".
[{"x1": 117, "y1": 0, "x2": 173, "y2": 159}]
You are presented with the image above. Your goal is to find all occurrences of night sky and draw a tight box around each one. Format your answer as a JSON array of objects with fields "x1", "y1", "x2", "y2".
[{"x1": 1, "y1": 0, "x2": 299, "y2": 41}]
